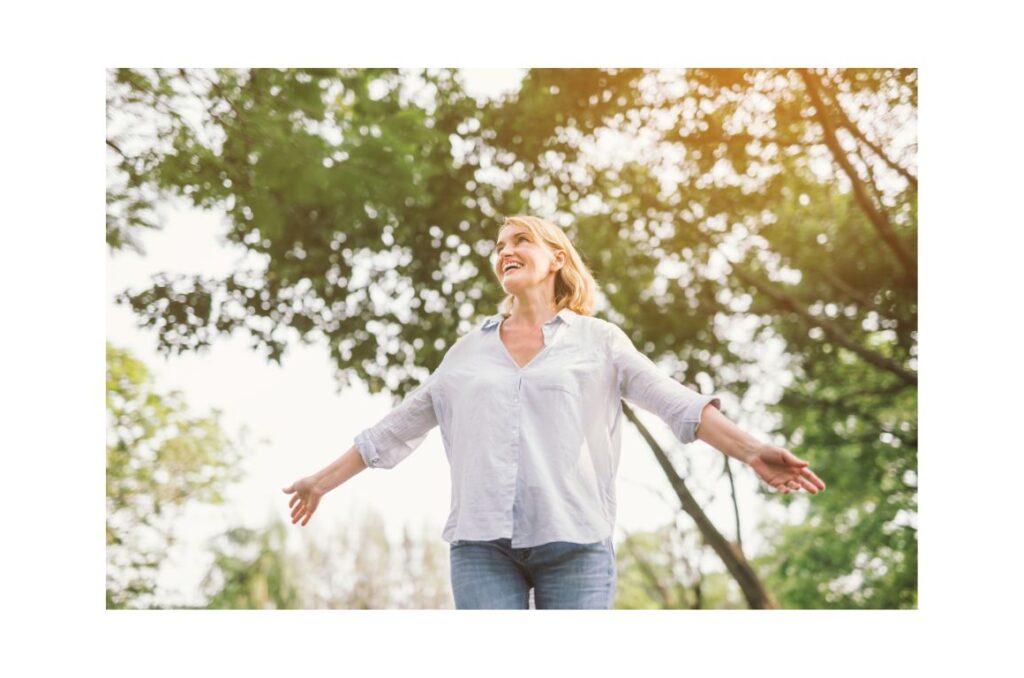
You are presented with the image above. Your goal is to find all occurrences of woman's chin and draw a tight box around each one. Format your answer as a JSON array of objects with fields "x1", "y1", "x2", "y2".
[{"x1": 500, "y1": 278, "x2": 524, "y2": 294}]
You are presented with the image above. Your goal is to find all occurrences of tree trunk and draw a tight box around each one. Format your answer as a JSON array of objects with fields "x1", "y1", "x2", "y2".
[{"x1": 622, "y1": 401, "x2": 780, "y2": 609}]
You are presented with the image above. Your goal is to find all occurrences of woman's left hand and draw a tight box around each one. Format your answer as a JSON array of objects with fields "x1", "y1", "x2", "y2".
[{"x1": 747, "y1": 443, "x2": 826, "y2": 495}]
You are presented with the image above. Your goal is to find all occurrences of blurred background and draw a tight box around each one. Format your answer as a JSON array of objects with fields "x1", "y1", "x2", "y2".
[{"x1": 106, "y1": 67, "x2": 917, "y2": 609}]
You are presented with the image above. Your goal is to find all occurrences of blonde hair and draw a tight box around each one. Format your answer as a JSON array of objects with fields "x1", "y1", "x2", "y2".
[{"x1": 497, "y1": 215, "x2": 597, "y2": 317}]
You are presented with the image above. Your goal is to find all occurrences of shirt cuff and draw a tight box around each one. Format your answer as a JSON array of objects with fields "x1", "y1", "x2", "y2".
[
  {"x1": 693, "y1": 395, "x2": 722, "y2": 437},
  {"x1": 354, "y1": 430, "x2": 384, "y2": 469},
  {"x1": 678, "y1": 394, "x2": 722, "y2": 444}
]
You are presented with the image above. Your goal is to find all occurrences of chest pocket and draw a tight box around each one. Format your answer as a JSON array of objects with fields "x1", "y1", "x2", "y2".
[
  {"x1": 536, "y1": 352, "x2": 604, "y2": 397},
  {"x1": 533, "y1": 369, "x2": 582, "y2": 397}
]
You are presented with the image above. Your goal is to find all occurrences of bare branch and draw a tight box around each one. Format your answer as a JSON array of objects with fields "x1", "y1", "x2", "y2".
[
  {"x1": 106, "y1": 138, "x2": 128, "y2": 159},
  {"x1": 723, "y1": 454, "x2": 743, "y2": 553}
]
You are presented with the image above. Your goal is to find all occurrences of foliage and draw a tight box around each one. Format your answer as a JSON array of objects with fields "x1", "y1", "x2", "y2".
[
  {"x1": 300, "y1": 508, "x2": 452, "y2": 609},
  {"x1": 480, "y1": 68, "x2": 918, "y2": 609},
  {"x1": 108, "y1": 68, "x2": 917, "y2": 608},
  {"x1": 613, "y1": 524, "x2": 745, "y2": 609},
  {"x1": 107, "y1": 68, "x2": 489, "y2": 395},
  {"x1": 199, "y1": 509, "x2": 453, "y2": 609},
  {"x1": 201, "y1": 517, "x2": 304, "y2": 609},
  {"x1": 106, "y1": 342, "x2": 245, "y2": 608}
]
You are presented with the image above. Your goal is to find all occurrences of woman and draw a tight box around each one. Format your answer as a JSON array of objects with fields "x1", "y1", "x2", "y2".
[{"x1": 283, "y1": 215, "x2": 826, "y2": 609}]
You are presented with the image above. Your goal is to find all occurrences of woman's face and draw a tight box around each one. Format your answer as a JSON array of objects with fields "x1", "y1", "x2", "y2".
[{"x1": 493, "y1": 225, "x2": 564, "y2": 295}]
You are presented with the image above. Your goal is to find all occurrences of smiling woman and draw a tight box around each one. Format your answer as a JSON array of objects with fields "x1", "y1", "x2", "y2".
[
  {"x1": 283, "y1": 213, "x2": 825, "y2": 610},
  {"x1": 492, "y1": 215, "x2": 596, "y2": 320}
]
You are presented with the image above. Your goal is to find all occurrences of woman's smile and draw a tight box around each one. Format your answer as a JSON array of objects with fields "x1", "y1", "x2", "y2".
[{"x1": 501, "y1": 260, "x2": 525, "y2": 277}]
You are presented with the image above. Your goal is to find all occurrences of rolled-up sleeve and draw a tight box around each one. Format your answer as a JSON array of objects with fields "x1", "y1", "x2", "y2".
[
  {"x1": 354, "y1": 371, "x2": 439, "y2": 470},
  {"x1": 608, "y1": 324, "x2": 722, "y2": 444}
]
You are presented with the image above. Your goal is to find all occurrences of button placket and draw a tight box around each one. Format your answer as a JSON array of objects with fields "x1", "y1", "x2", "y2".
[{"x1": 510, "y1": 370, "x2": 523, "y2": 540}]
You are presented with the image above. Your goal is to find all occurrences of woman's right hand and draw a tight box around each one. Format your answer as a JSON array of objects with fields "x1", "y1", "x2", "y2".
[{"x1": 282, "y1": 476, "x2": 324, "y2": 527}]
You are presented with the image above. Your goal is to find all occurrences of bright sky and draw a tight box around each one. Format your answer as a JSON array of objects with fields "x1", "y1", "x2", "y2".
[{"x1": 106, "y1": 68, "x2": 801, "y2": 606}]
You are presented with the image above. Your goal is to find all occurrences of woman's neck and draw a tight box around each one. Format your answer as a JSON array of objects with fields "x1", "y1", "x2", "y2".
[{"x1": 507, "y1": 294, "x2": 558, "y2": 328}]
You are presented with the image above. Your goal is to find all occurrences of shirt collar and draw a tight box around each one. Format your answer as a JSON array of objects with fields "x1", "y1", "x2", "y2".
[{"x1": 480, "y1": 307, "x2": 577, "y2": 332}]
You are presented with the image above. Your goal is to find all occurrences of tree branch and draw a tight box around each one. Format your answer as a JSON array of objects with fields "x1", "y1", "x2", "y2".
[
  {"x1": 804, "y1": 262, "x2": 911, "y2": 328},
  {"x1": 817, "y1": 73, "x2": 918, "y2": 191},
  {"x1": 727, "y1": 259, "x2": 918, "y2": 386},
  {"x1": 797, "y1": 69, "x2": 917, "y2": 286},
  {"x1": 782, "y1": 388, "x2": 917, "y2": 449},
  {"x1": 622, "y1": 400, "x2": 778, "y2": 609},
  {"x1": 723, "y1": 454, "x2": 743, "y2": 553},
  {"x1": 106, "y1": 138, "x2": 128, "y2": 159}
]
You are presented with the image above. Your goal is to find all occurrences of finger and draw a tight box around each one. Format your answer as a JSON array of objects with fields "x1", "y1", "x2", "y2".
[
  {"x1": 304, "y1": 498, "x2": 319, "y2": 522},
  {"x1": 289, "y1": 493, "x2": 301, "y2": 508},
  {"x1": 786, "y1": 479, "x2": 801, "y2": 491},
  {"x1": 784, "y1": 450, "x2": 809, "y2": 467},
  {"x1": 282, "y1": 484, "x2": 294, "y2": 493},
  {"x1": 797, "y1": 477, "x2": 820, "y2": 494},
  {"x1": 800, "y1": 467, "x2": 826, "y2": 491},
  {"x1": 292, "y1": 502, "x2": 304, "y2": 521},
  {"x1": 301, "y1": 508, "x2": 314, "y2": 526}
]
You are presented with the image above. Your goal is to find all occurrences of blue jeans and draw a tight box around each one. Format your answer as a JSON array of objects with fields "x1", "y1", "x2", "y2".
[{"x1": 449, "y1": 536, "x2": 617, "y2": 609}]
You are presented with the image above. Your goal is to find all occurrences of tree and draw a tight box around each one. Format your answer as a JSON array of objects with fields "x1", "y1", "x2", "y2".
[
  {"x1": 199, "y1": 509, "x2": 453, "y2": 609},
  {"x1": 107, "y1": 68, "x2": 490, "y2": 396},
  {"x1": 106, "y1": 342, "x2": 245, "y2": 608},
  {"x1": 200, "y1": 516, "x2": 304, "y2": 609},
  {"x1": 614, "y1": 524, "x2": 746, "y2": 610},
  {"x1": 298, "y1": 509, "x2": 453, "y2": 609},
  {"x1": 108, "y1": 68, "x2": 917, "y2": 608},
  {"x1": 478, "y1": 68, "x2": 917, "y2": 608}
]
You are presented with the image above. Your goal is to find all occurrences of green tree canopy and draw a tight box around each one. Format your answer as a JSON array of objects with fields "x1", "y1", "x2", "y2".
[{"x1": 108, "y1": 68, "x2": 916, "y2": 608}]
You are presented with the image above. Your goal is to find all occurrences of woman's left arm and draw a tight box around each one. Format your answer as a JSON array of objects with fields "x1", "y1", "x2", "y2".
[
  {"x1": 607, "y1": 323, "x2": 825, "y2": 495},
  {"x1": 694, "y1": 402, "x2": 760, "y2": 463},
  {"x1": 697, "y1": 403, "x2": 826, "y2": 495}
]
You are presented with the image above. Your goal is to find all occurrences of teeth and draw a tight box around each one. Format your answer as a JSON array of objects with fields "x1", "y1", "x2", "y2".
[{"x1": 503, "y1": 263, "x2": 522, "y2": 273}]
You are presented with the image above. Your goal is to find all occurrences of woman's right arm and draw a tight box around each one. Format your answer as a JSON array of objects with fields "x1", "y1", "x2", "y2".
[
  {"x1": 284, "y1": 333, "x2": 465, "y2": 526},
  {"x1": 283, "y1": 358, "x2": 449, "y2": 526},
  {"x1": 310, "y1": 443, "x2": 369, "y2": 493},
  {"x1": 282, "y1": 444, "x2": 367, "y2": 526}
]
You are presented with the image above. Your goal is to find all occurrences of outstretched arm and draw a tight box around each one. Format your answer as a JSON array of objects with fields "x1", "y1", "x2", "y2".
[
  {"x1": 282, "y1": 444, "x2": 368, "y2": 526},
  {"x1": 696, "y1": 403, "x2": 826, "y2": 495},
  {"x1": 694, "y1": 402, "x2": 760, "y2": 464},
  {"x1": 283, "y1": 337, "x2": 466, "y2": 527}
]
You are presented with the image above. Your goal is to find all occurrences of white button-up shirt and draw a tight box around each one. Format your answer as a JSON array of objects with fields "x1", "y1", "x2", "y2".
[{"x1": 354, "y1": 308, "x2": 722, "y2": 548}]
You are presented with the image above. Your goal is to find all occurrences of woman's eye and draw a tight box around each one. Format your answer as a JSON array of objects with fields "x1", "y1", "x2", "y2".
[{"x1": 497, "y1": 235, "x2": 528, "y2": 254}]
